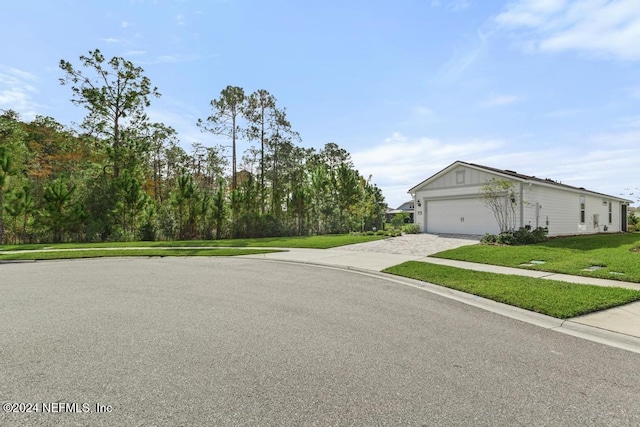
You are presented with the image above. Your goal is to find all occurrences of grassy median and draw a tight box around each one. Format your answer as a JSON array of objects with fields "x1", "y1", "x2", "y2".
[
  {"x1": 0, "y1": 234, "x2": 386, "y2": 252},
  {"x1": 384, "y1": 261, "x2": 640, "y2": 319},
  {"x1": 0, "y1": 248, "x2": 282, "y2": 261},
  {"x1": 432, "y1": 233, "x2": 640, "y2": 283}
]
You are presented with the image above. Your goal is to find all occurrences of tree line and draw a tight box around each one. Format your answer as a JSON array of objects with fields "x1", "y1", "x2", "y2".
[{"x1": 0, "y1": 49, "x2": 386, "y2": 244}]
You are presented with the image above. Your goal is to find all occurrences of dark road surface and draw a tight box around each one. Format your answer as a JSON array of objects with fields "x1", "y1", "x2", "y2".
[{"x1": 1, "y1": 257, "x2": 639, "y2": 426}]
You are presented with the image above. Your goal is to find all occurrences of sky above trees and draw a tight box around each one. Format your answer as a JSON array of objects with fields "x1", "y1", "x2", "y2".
[{"x1": 1, "y1": 0, "x2": 639, "y2": 207}]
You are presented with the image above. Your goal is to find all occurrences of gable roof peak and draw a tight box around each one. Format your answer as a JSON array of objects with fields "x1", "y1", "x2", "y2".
[{"x1": 409, "y1": 160, "x2": 631, "y2": 203}]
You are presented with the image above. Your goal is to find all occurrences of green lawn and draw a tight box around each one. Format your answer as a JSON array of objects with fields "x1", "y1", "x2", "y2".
[
  {"x1": 432, "y1": 233, "x2": 640, "y2": 282},
  {"x1": 0, "y1": 248, "x2": 281, "y2": 261},
  {"x1": 0, "y1": 234, "x2": 387, "y2": 252},
  {"x1": 384, "y1": 261, "x2": 640, "y2": 319}
]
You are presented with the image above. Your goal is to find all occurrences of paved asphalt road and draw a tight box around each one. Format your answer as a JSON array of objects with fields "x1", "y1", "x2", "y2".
[{"x1": 1, "y1": 257, "x2": 639, "y2": 426}]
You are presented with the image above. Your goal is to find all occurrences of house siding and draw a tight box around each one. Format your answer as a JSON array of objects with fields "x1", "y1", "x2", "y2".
[
  {"x1": 521, "y1": 185, "x2": 625, "y2": 236},
  {"x1": 427, "y1": 166, "x2": 496, "y2": 189},
  {"x1": 410, "y1": 162, "x2": 629, "y2": 237}
]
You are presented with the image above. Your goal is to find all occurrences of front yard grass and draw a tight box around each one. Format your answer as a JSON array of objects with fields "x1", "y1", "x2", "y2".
[
  {"x1": 432, "y1": 233, "x2": 640, "y2": 283},
  {"x1": 0, "y1": 248, "x2": 281, "y2": 261},
  {"x1": 0, "y1": 234, "x2": 387, "y2": 252},
  {"x1": 384, "y1": 261, "x2": 640, "y2": 319}
]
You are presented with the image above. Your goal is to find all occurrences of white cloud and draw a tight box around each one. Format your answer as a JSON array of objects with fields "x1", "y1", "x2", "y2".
[
  {"x1": 157, "y1": 55, "x2": 178, "y2": 63},
  {"x1": 495, "y1": 0, "x2": 640, "y2": 60},
  {"x1": 351, "y1": 132, "x2": 505, "y2": 207},
  {"x1": 430, "y1": 0, "x2": 470, "y2": 11},
  {"x1": 353, "y1": 129, "x2": 639, "y2": 208},
  {"x1": 147, "y1": 100, "x2": 221, "y2": 151},
  {"x1": 434, "y1": 30, "x2": 488, "y2": 84},
  {"x1": 496, "y1": 0, "x2": 568, "y2": 28},
  {"x1": 590, "y1": 128, "x2": 640, "y2": 147},
  {"x1": 396, "y1": 106, "x2": 437, "y2": 128},
  {"x1": 138, "y1": 53, "x2": 200, "y2": 65},
  {"x1": 481, "y1": 94, "x2": 520, "y2": 107},
  {"x1": 121, "y1": 21, "x2": 130, "y2": 28},
  {"x1": 537, "y1": 108, "x2": 583, "y2": 118},
  {"x1": 451, "y1": 0, "x2": 470, "y2": 11},
  {"x1": 100, "y1": 37, "x2": 120, "y2": 43},
  {"x1": 5, "y1": 67, "x2": 37, "y2": 82},
  {"x1": 615, "y1": 115, "x2": 640, "y2": 128},
  {"x1": 176, "y1": 14, "x2": 186, "y2": 26},
  {"x1": 0, "y1": 67, "x2": 43, "y2": 119},
  {"x1": 414, "y1": 106, "x2": 434, "y2": 116}
]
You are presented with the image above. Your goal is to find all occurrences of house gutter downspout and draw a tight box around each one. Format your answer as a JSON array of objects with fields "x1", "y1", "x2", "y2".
[{"x1": 520, "y1": 182, "x2": 525, "y2": 229}]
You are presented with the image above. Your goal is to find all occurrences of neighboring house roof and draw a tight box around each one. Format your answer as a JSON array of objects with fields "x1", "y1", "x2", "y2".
[
  {"x1": 396, "y1": 201, "x2": 414, "y2": 211},
  {"x1": 409, "y1": 160, "x2": 632, "y2": 203}
]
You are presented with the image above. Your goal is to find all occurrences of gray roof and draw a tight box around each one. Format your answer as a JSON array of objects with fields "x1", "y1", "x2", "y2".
[{"x1": 409, "y1": 160, "x2": 632, "y2": 203}]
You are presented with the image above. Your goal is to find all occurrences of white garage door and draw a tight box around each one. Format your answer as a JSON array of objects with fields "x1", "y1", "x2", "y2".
[{"x1": 425, "y1": 198, "x2": 499, "y2": 235}]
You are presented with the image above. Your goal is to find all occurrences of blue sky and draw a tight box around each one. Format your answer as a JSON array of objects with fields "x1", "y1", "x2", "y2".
[{"x1": 1, "y1": 0, "x2": 639, "y2": 208}]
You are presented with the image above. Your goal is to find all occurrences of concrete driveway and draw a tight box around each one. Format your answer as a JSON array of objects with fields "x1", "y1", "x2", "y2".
[
  {"x1": 240, "y1": 234, "x2": 482, "y2": 272},
  {"x1": 337, "y1": 233, "x2": 481, "y2": 255}
]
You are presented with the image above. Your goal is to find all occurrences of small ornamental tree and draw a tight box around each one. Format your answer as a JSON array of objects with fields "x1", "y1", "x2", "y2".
[
  {"x1": 391, "y1": 212, "x2": 410, "y2": 229},
  {"x1": 480, "y1": 178, "x2": 519, "y2": 233}
]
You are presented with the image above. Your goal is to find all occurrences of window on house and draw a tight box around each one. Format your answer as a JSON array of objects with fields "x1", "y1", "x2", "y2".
[
  {"x1": 579, "y1": 196, "x2": 585, "y2": 223},
  {"x1": 609, "y1": 202, "x2": 612, "y2": 224},
  {"x1": 456, "y1": 170, "x2": 465, "y2": 184}
]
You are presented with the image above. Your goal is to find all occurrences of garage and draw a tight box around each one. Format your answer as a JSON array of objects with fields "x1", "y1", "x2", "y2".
[{"x1": 424, "y1": 198, "x2": 498, "y2": 235}]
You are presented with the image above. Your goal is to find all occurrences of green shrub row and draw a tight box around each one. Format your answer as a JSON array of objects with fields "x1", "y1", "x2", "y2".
[
  {"x1": 350, "y1": 230, "x2": 401, "y2": 237},
  {"x1": 401, "y1": 224, "x2": 420, "y2": 234},
  {"x1": 481, "y1": 227, "x2": 549, "y2": 246}
]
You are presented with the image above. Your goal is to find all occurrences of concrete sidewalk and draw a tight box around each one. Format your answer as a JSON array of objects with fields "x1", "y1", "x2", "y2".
[{"x1": 242, "y1": 247, "x2": 640, "y2": 353}]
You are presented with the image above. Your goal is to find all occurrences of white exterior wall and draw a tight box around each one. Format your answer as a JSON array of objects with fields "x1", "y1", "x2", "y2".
[
  {"x1": 411, "y1": 163, "x2": 628, "y2": 236},
  {"x1": 522, "y1": 185, "x2": 624, "y2": 236},
  {"x1": 426, "y1": 166, "x2": 496, "y2": 189}
]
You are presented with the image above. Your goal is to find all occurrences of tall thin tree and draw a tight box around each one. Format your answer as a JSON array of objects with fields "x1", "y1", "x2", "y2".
[
  {"x1": 197, "y1": 86, "x2": 246, "y2": 191},
  {"x1": 60, "y1": 49, "x2": 160, "y2": 178}
]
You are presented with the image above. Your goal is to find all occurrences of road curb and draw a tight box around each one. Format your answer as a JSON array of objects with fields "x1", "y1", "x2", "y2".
[
  {"x1": 557, "y1": 321, "x2": 640, "y2": 355},
  {"x1": 248, "y1": 257, "x2": 640, "y2": 355}
]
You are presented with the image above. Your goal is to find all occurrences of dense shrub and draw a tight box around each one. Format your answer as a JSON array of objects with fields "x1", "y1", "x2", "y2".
[
  {"x1": 480, "y1": 233, "x2": 498, "y2": 245},
  {"x1": 497, "y1": 232, "x2": 516, "y2": 245},
  {"x1": 481, "y1": 227, "x2": 548, "y2": 246},
  {"x1": 628, "y1": 214, "x2": 638, "y2": 232},
  {"x1": 390, "y1": 212, "x2": 410, "y2": 229},
  {"x1": 512, "y1": 227, "x2": 535, "y2": 245},
  {"x1": 402, "y1": 224, "x2": 420, "y2": 234},
  {"x1": 350, "y1": 230, "x2": 400, "y2": 237},
  {"x1": 531, "y1": 226, "x2": 549, "y2": 242}
]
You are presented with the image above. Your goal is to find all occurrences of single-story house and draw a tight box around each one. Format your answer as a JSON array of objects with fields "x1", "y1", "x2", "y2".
[
  {"x1": 408, "y1": 161, "x2": 631, "y2": 236},
  {"x1": 386, "y1": 201, "x2": 415, "y2": 223}
]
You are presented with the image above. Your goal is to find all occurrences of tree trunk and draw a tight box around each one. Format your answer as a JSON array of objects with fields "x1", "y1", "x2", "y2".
[
  {"x1": 260, "y1": 112, "x2": 265, "y2": 215},
  {"x1": 113, "y1": 115, "x2": 120, "y2": 178},
  {"x1": 0, "y1": 191, "x2": 4, "y2": 244},
  {"x1": 231, "y1": 115, "x2": 237, "y2": 191}
]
